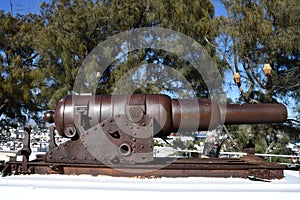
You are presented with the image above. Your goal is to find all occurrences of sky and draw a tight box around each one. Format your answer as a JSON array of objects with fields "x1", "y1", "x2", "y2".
[
  {"x1": 0, "y1": 0, "x2": 228, "y2": 16},
  {"x1": 0, "y1": 0, "x2": 44, "y2": 15}
]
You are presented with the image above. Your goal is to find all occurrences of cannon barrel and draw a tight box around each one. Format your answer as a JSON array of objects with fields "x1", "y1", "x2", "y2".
[{"x1": 44, "y1": 94, "x2": 287, "y2": 138}]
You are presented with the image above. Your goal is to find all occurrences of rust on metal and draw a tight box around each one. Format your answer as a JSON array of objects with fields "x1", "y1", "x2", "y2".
[
  {"x1": 1, "y1": 94, "x2": 288, "y2": 179},
  {"x1": 221, "y1": 104, "x2": 287, "y2": 125},
  {"x1": 3, "y1": 156, "x2": 284, "y2": 179},
  {"x1": 45, "y1": 94, "x2": 287, "y2": 138}
]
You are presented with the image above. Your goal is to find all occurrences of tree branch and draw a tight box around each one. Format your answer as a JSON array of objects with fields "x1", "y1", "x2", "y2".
[
  {"x1": 204, "y1": 36, "x2": 261, "y2": 104},
  {"x1": 239, "y1": 62, "x2": 261, "y2": 104},
  {"x1": 244, "y1": 56, "x2": 266, "y2": 89},
  {"x1": 0, "y1": 99, "x2": 8, "y2": 116},
  {"x1": 204, "y1": 36, "x2": 234, "y2": 73},
  {"x1": 237, "y1": 83, "x2": 261, "y2": 104}
]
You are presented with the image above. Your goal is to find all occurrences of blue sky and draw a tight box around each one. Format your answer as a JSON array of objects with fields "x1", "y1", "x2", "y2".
[
  {"x1": 0, "y1": 0, "x2": 227, "y2": 16},
  {"x1": 0, "y1": 0, "x2": 44, "y2": 14}
]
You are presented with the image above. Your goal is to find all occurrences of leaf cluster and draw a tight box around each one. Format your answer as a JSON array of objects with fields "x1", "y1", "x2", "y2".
[{"x1": 0, "y1": 0, "x2": 218, "y2": 125}]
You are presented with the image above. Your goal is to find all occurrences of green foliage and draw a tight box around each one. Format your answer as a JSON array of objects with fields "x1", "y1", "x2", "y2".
[
  {"x1": 0, "y1": 11, "x2": 43, "y2": 123},
  {"x1": 226, "y1": 123, "x2": 291, "y2": 155},
  {"x1": 153, "y1": 139, "x2": 164, "y2": 147},
  {"x1": 218, "y1": 0, "x2": 300, "y2": 107},
  {"x1": 0, "y1": 0, "x2": 219, "y2": 125}
]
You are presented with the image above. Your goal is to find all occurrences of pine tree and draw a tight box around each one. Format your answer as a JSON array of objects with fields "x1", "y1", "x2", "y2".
[
  {"x1": 1, "y1": 0, "x2": 221, "y2": 125},
  {"x1": 218, "y1": 0, "x2": 299, "y2": 106},
  {"x1": 0, "y1": 11, "x2": 42, "y2": 124},
  {"x1": 35, "y1": 0, "x2": 220, "y2": 107},
  {"x1": 217, "y1": 0, "x2": 300, "y2": 152}
]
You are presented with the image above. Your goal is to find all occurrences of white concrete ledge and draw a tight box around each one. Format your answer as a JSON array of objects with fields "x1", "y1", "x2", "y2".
[{"x1": 0, "y1": 170, "x2": 299, "y2": 200}]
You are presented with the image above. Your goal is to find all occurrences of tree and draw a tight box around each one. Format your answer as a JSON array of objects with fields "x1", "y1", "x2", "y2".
[
  {"x1": 0, "y1": 11, "x2": 43, "y2": 125},
  {"x1": 211, "y1": 0, "x2": 300, "y2": 151},
  {"x1": 35, "y1": 0, "x2": 220, "y2": 107},
  {"x1": 216, "y1": 0, "x2": 299, "y2": 107},
  {"x1": 33, "y1": 0, "x2": 110, "y2": 108},
  {"x1": 1, "y1": 0, "x2": 221, "y2": 125}
]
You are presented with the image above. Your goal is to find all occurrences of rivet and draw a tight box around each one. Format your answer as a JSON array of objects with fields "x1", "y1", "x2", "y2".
[
  {"x1": 72, "y1": 156, "x2": 76, "y2": 160},
  {"x1": 130, "y1": 126, "x2": 133, "y2": 129},
  {"x1": 140, "y1": 145, "x2": 144, "y2": 149},
  {"x1": 116, "y1": 114, "x2": 120, "y2": 118},
  {"x1": 133, "y1": 132, "x2": 136, "y2": 135},
  {"x1": 142, "y1": 123, "x2": 145, "y2": 126},
  {"x1": 132, "y1": 138, "x2": 136, "y2": 142},
  {"x1": 59, "y1": 156, "x2": 63, "y2": 160},
  {"x1": 124, "y1": 122, "x2": 128, "y2": 126},
  {"x1": 101, "y1": 123, "x2": 104, "y2": 126}
]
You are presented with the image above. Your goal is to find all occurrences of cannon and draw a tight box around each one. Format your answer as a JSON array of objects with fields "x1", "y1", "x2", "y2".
[{"x1": 43, "y1": 94, "x2": 287, "y2": 165}]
